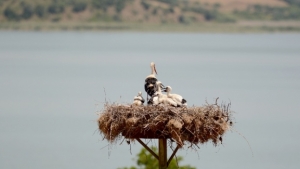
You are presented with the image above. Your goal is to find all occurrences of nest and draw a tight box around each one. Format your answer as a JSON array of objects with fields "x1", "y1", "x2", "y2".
[{"x1": 98, "y1": 99, "x2": 232, "y2": 147}]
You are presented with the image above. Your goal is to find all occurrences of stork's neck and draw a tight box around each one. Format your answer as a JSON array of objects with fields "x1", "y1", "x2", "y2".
[
  {"x1": 157, "y1": 92, "x2": 163, "y2": 100},
  {"x1": 166, "y1": 89, "x2": 171, "y2": 97},
  {"x1": 157, "y1": 84, "x2": 162, "y2": 93},
  {"x1": 150, "y1": 67, "x2": 155, "y2": 76},
  {"x1": 151, "y1": 65, "x2": 156, "y2": 76}
]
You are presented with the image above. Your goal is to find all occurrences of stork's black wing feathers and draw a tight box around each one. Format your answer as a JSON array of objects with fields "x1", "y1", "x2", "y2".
[
  {"x1": 141, "y1": 96, "x2": 145, "y2": 104},
  {"x1": 147, "y1": 94, "x2": 158, "y2": 105},
  {"x1": 182, "y1": 98, "x2": 187, "y2": 104},
  {"x1": 144, "y1": 77, "x2": 157, "y2": 97}
]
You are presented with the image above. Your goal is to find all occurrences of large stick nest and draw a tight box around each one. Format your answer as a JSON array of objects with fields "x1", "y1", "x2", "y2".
[{"x1": 98, "y1": 99, "x2": 232, "y2": 147}]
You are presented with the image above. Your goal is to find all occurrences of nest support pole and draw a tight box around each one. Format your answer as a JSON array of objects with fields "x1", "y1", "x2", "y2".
[
  {"x1": 167, "y1": 144, "x2": 180, "y2": 167},
  {"x1": 135, "y1": 138, "x2": 180, "y2": 169},
  {"x1": 159, "y1": 139, "x2": 167, "y2": 169},
  {"x1": 136, "y1": 138, "x2": 159, "y2": 160}
]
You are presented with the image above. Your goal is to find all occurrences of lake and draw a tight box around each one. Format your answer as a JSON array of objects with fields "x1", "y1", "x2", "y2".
[{"x1": 0, "y1": 32, "x2": 300, "y2": 169}]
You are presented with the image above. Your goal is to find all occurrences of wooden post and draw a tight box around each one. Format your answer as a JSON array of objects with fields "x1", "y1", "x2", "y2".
[
  {"x1": 135, "y1": 138, "x2": 179, "y2": 169},
  {"x1": 136, "y1": 138, "x2": 159, "y2": 160},
  {"x1": 159, "y1": 139, "x2": 167, "y2": 169},
  {"x1": 167, "y1": 145, "x2": 180, "y2": 166}
]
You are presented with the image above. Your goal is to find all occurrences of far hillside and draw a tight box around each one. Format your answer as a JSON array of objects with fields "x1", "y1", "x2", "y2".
[
  {"x1": 1, "y1": 0, "x2": 300, "y2": 23},
  {"x1": 1, "y1": 0, "x2": 300, "y2": 32}
]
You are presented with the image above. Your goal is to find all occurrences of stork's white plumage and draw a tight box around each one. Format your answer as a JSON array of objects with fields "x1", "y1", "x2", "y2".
[
  {"x1": 149, "y1": 81, "x2": 177, "y2": 107},
  {"x1": 166, "y1": 86, "x2": 187, "y2": 107},
  {"x1": 147, "y1": 80, "x2": 162, "y2": 105},
  {"x1": 150, "y1": 93, "x2": 159, "y2": 105},
  {"x1": 132, "y1": 91, "x2": 145, "y2": 106},
  {"x1": 157, "y1": 92, "x2": 177, "y2": 107}
]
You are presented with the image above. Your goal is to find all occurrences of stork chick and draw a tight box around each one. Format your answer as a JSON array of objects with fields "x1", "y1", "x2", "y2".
[
  {"x1": 166, "y1": 86, "x2": 187, "y2": 107},
  {"x1": 132, "y1": 91, "x2": 145, "y2": 106}
]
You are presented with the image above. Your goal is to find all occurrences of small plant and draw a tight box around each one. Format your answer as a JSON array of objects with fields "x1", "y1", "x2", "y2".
[
  {"x1": 141, "y1": 0, "x2": 151, "y2": 10},
  {"x1": 115, "y1": 0, "x2": 126, "y2": 13},
  {"x1": 4, "y1": 7, "x2": 19, "y2": 21},
  {"x1": 35, "y1": 5, "x2": 46, "y2": 18},
  {"x1": 21, "y1": 4, "x2": 34, "y2": 19},
  {"x1": 178, "y1": 15, "x2": 191, "y2": 24},
  {"x1": 158, "y1": 0, "x2": 178, "y2": 6},
  {"x1": 48, "y1": 3, "x2": 64, "y2": 14},
  {"x1": 72, "y1": 2, "x2": 87, "y2": 13}
]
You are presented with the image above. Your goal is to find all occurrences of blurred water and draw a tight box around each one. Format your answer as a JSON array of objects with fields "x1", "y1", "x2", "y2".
[{"x1": 0, "y1": 32, "x2": 300, "y2": 169}]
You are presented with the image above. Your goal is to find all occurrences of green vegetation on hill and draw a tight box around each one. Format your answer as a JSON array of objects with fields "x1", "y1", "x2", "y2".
[
  {"x1": 1, "y1": 0, "x2": 300, "y2": 31},
  {"x1": 234, "y1": 4, "x2": 300, "y2": 20},
  {"x1": 284, "y1": 0, "x2": 300, "y2": 6},
  {"x1": 1, "y1": 0, "x2": 300, "y2": 23}
]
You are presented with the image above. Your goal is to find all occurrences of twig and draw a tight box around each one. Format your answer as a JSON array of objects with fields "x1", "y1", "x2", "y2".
[
  {"x1": 103, "y1": 87, "x2": 107, "y2": 103},
  {"x1": 215, "y1": 97, "x2": 219, "y2": 105},
  {"x1": 119, "y1": 137, "x2": 125, "y2": 145},
  {"x1": 231, "y1": 127, "x2": 254, "y2": 157},
  {"x1": 129, "y1": 141, "x2": 132, "y2": 155},
  {"x1": 100, "y1": 144, "x2": 109, "y2": 150}
]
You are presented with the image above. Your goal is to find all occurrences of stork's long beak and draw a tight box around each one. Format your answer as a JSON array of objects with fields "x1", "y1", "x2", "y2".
[
  {"x1": 162, "y1": 85, "x2": 167, "y2": 92},
  {"x1": 160, "y1": 83, "x2": 166, "y2": 92},
  {"x1": 154, "y1": 64, "x2": 157, "y2": 75}
]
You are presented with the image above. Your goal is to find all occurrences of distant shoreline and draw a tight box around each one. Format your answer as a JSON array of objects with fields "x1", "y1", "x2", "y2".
[{"x1": 1, "y1": 21, "x2": 300, "y2": 32}]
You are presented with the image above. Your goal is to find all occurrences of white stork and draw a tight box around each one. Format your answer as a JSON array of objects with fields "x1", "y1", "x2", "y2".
[
  {"x1": 132, "y1": 91, "x2": 145, "y2": 106},
  {"x1": 148, "y1": 81, "x2": 177, "y2": 107},
  {"x1": 156, "y1": 92, "x2": 177, "y2": 107},
  {"x1": 147, "y1": 80, "x2": 162, "y2": 105},
  {"x1": 165, "y1": 86, "x2": 187, "y2": 107},
  {"x1": 144, "y1": 62, "x2": 165, "y2": 101}
]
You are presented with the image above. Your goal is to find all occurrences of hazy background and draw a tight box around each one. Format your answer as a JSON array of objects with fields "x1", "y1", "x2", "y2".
[
  {"x1": 1, "y1": 32, "x2": 300, "y2": 169},
  {"x1": 1, "y1": 0, "x2": 300, "y2": 32}
]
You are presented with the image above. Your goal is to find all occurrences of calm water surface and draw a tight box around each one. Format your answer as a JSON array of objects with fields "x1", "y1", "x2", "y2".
[{"x1": 0, "y1": 32, "x2": 300, "y2": 169}]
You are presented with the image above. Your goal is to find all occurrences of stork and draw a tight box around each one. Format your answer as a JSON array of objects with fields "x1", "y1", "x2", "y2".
[
  {"x1": 132, "y1": 91, "x2": 145, "y2": 106},
  {"x1": 156, "y1": 92, "x2": 177, "y2": 107},
  {"x1": 144, "y1": 62, "x2": 165, "y2": 101},
  {"x1": 148, "y1": 81, "x2": 177, "y2": 107},
  {"x1": 147, "y1": 80, "x2": 162, "y2": 105},
  {"x1": 165, "y1": 86, "x2": 187, "y2": 107}
]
